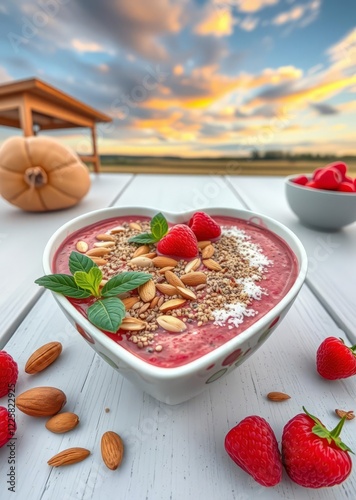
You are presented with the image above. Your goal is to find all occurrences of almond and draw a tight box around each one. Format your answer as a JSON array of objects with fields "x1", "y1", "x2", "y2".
[
  {"x1": 16, "y1": 387, "x2": 66, "y2": 417},
  {"x1": 198, "y1": 240, "x2": 211, "y2": 249},
  {"x1": 138, "y1": 280, "x2": 156, "y2": 302},
  {"x1": 93, "y1": 241, "x2": 116, "y2": 248},
  {"x1": 156, "y1": 283, "x2": 179, "y2": 296},
  {"x1": 48, "y1": 447, "x2": 90, "y2": 467},
  {"x1": 110, "y1": 226, "x2": 125, "y2": 234},
  {"x1": 203, "y1": 259, "x2": 222, "y2": 271},
  {"x1": 120, "y1": 318, "x2": 147, "y2": 331},
  {"x1": 152, "y1": 256, "x2": 178, "y2": 268},
  {"x1": 267, "y1": 392, "x2": 291, "y2": 402},
  {"x1": 180, "y1": 272, "x2": 207, "y2": 286},
  {"x1": 158, "y1": 266, "x2": 175, "y2": 274},
  {"x1": 150, "y1": 296, "x2": 159, "y2": 308},
  {"x1": 101, "y1": 431, "x2": 124, "y2": 470},
  {"x1": 335, "y1": 409, "x2": 355, "y2": 420},
  {"x1": 176, "y1": 286, "x2": 196, "y2": 301},
  {"x1": 165, "y1": 270, "x2": 185, "y2": 289},
  {"x1": 25, "y1": 341, "x2": 62, "y2": 374},
  {"x1": 96, "y1": 233, "x2": 116, "y2": 241},
  {"x1": 202, "y1": 244, "x2": 215, "y2": 259},
  {"x1": 122, "y1": 296, "x2": 140, "y2": 310},
  {"x1": 184, "y1": 258, "x2": 201, "y2": 273},
  {"x1": 86, "y1": 247, "x2": 111, "y2": 257},
  {"x1": 132, "y1": 245, "x2": 150, "y2": 258},
  {"x1": 129, "y1": 256, "x2": 154, "y2": 268},
  {"x1": 157, "y1": 315, "x2": 187, "y2": 333},
  {"x1": 142, "y1": 252, "x2": 157, "y2": 259},
  {"x1": 76, "y1": 240, "x2": 88, "y2": 253},
  {"x1": 159, "y1": 298, "x2": 186, "y2": 313},
  {"x1": 88, "y1": 256, "x2": 107, "y2": 266},
  {"x1": 129, "y1": 222, "x2": 142, "y2": 231},
  {"x1": 45, "y1": 412, "x2": 79, "y2": 433}
]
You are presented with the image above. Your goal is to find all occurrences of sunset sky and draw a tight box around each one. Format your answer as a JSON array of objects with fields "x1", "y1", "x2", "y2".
[{"x1": 0, "y1": 0, "x2": 355, "y2": 157}]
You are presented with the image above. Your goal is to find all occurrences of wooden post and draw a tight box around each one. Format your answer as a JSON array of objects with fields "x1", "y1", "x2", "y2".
[
  {"x1": 19, "y1": 95, "x2": 34, "y2": 136},
  {"x1": 91, "y1": 124, "x2": 100, "y2": 173}
]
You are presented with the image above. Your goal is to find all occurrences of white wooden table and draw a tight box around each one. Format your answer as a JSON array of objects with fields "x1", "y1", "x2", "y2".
[{"x1": 1, "y1": 173, "x2": 356, "y2": 500}]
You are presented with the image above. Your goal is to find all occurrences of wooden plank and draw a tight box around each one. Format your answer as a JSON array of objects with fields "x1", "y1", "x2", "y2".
[
  {"x1": 227, "y1": 176, "x2": 356, "y2": 344},
  {"x1": 1, "y1": 285, "x2": 355, "y2": 499},
  {"x1": 0, "y1": 173, "x2": 133, "y2": 347},
  {"x1": 28, "y1": 94, "x2": 93, "y2": 129}
]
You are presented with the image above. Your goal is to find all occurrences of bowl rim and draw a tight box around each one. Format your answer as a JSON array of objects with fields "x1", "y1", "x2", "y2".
[
  {"x1": 285, "y1": 174, "x2": 356, "y2": 196},
  {"x1": 42, "y1": 206, "x2": 308, "y2": 379}
]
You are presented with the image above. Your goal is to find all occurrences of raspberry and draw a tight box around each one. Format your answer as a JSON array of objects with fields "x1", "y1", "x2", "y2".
[
  {"x1": 0, "y1": 351, "x2": 18, "y2": 398},
  {"x1": 0, "y1": 406, "x2": 16, "y2": 447}
]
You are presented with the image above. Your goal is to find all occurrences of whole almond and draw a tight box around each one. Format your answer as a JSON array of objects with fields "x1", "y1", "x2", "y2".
[
  {"x1": 16, "y1": 387, "x2": 66, "y2": 417},
  {"x1": 156, "y1": 283, "x2": 178, "y2": 296},
  {"x1": 86, "y1": 247, "x2": 111, "y2": 257},
  {"x1": 203, "y1": 259, "x2": 222, "y2": 271},
  {"x1": 158, "y1": 266, "x2": 175, "y2": 274},
  {"x1": 48, "y1": 447, "x2": 90, "y2": 467},
  {"x1": 267, "y1": 392, "x2": 291, "y2": 402},
  {"x1": 109, "y1": 226, "x2": 125, "y2": 234},
  {"x1": 96, "y1": 233, "x2": 115, "y2": 241},
  {"x1": 176, "y1": 286, "x2": 196, "y2": 301},
  {"x1": 88, "y1": 256, "x2": 107, "y2": 266},
  {"x1": 142, "y1": 252, "x2": 157, "y2": 259},
  {"x1": 138, "y1": 280, "x2": 156, "y2": 302},
  {"x1": 152, "y1": 256, "x2": 178, "y2": 268},
  {"x1": 25, "y1": 341, "x2": 62, "y2": 374},
  {"x1": 202, "y1": 244, "x2": 215, "y2": 259},
  {"x1": 132, "y1": 245, "x2": 150, "y2": 258},
  {"x1": 122, "y1": 296, "x2": 140, "y2": 310},
  {"x1": 150, "y1": 296, "x2": 160, "y2": 308},
  {"x1": 129, "y1": 222, "x2": 142, "y2": 231},
  {"x1": 198, "y1": 241, "x2": 211, "y2": 249},
  {"x1": 180, "y1": 272, "x2": 207, "y2": 286},
  {"x1": 157, "y1": 315, "x2": 187, "y2": 333},
  {"x1": 94, "y1": 241, "x2": 116, "y2": 248},
  {"x1": 76, "y1": 240, "x2": 88, "y2": 253},
  {"x1": 129, "y1": 256, "x2": 154, "y2": 268},
  {"x1": 159, "y1": 298, "x2": 186, "y2": 313},
  {"x1": 120, "y1": 318, "x2": 146, "y2": 331},
  {"x1": 46, "y1": 412, "x2": 79, "y2": 433},
  {"x1": 165, "y1": 271, "x2": 185, "y2": 289},
  {"x1": 101, "y1": 431, "x2": 124, "y2": 470}
]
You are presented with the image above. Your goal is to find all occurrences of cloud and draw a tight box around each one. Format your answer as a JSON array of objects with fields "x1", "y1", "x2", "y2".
[
  {"x1": 327, "y1": 28, "x2": 356, "y2": 72},
  {"x1": 0, "y1": 66, "x2": 12, "y2": 83},
  {"x1": 194, "y1": 6, "x2": 235, "y2": 37},
  {"x1": 272, "y1": 0, "x2": 321, "y2": 26},
  {"x1": 214, "y1": 0, "x2": 279, "y2": 13},
  {"x1": 239, "y1": 16, "x2": 259, "y2": 31},
  {"x1": 310, "y1": 102, "x2": 339, "y2": 115},
  {"x1": 71, "y1": 39, "x2": 105, "y2": 53}
]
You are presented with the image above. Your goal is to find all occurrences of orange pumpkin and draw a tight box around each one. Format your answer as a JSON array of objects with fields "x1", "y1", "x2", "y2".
[{"x1": 0, "y1": 136, "x2": 91, "y2": 212}]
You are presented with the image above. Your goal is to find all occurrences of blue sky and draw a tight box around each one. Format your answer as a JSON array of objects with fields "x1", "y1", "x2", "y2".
[{"x1": 0, "y1": 0, "x2": 355, "y2": 157}]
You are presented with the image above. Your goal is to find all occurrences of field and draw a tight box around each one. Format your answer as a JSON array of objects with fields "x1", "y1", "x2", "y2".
[{"x1": 93, "y1": 156, "x2": 356, "y2": 176}]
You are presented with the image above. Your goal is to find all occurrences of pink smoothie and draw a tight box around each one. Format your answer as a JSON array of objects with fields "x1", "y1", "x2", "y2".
[{"x1": 53, "y1": 215, "x2": 299, "y2": 368}]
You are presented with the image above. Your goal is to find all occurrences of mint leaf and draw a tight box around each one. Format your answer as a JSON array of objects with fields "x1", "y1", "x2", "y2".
[
  {"x1": 74, "y1": 267, "x2": 102, "y2": 297},
  {"x1": 88, "y1": 297, "x2": 125, "y2": 333},
  {"x1": 35, "y1": 274, "x2": 91, "y2": 299},
  {"x1": 101, "y1": 272, "x2": 152, "y2": 297},
  {"x1": 69, "y1": 251, "x2": 97, "y2": 274},
  {"x1": 128, "y1": 233, "x2": 157, "y2": 244},
  {"x1": 150, "y1": 212, "x2": 168, "y2": 241}
]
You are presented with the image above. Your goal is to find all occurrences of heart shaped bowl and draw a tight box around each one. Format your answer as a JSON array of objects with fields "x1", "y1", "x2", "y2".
[{"x1": 42, "y1": 207, "x2": 307, "y2": 404}]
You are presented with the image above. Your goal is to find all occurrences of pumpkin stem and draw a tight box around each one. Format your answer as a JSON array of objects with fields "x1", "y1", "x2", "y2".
[{"x1": 24, "y1": 166, "x2": 48, "y2": 188}]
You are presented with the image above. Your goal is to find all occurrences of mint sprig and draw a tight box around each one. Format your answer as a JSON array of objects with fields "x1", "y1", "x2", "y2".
[
  {"x1": 35, "y1": 251, "x2": 152, "y2": 333},
  {"x1": 128, "y1": 212, "x2": 168, "y2": 244}
]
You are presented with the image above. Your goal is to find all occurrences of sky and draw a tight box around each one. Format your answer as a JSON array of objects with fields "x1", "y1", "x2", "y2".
[{"x1": 0, "y1": 0, "x2": 356, "y2": 158}]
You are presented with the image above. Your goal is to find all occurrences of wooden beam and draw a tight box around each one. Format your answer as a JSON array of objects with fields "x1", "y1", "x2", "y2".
[
  {"x1": 0, "y1": 116, "x2": 20, "y2": 128},
  {"x1": 27, "y1": 94, "x2": 94, "y2": 128},
  {"x1": 91, "y1": 125, "x2": 100, "y2": 173},
  {"x1": 19, "y1": 95, "x2": 34, "y2": 136}
]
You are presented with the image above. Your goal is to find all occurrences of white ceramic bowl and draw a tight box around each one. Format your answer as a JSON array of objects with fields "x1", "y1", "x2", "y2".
[
  {"x1": 43, "y1": 206, "x2": 307, "y2": 404},
  {"x1": 285, "y1": 175, "x2": 356, "y2": 230}
]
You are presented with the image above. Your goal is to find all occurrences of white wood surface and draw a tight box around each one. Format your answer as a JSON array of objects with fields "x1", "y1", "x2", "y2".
[
  {"x1": 0, "y1": 173, "x2": 133, "y2": 347},
  {"x1": 1, "y1": 174, "x2": 356, "y2": 500},
  {"x1": 227, "y1": 176, "x2": 356, "y2": 344}
]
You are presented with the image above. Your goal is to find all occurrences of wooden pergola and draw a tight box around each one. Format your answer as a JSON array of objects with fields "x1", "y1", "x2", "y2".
[{"x1": 0, "y1": 78, "x2": 112, "y2": 172}]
